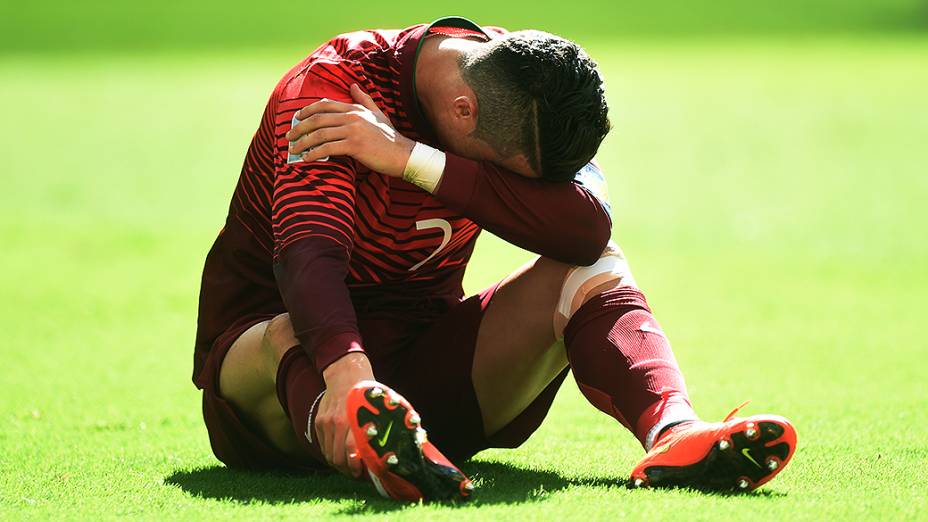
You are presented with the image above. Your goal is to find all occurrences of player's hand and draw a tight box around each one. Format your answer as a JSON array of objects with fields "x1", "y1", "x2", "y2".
[
  {"x1": 287, "y1": 84, "x2": 416, "y2": 177},
  {"x1": 315, "y1": 352, "x2": 375, "y2": 478}
]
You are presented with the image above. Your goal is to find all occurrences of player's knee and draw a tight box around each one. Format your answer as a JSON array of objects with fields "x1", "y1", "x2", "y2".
[
  {"x1": 261, "y1": 313, "x2": 299, "y2": 363},
  {"x1": 553, "y1": 240, "x2": 637, "y2": 338}
]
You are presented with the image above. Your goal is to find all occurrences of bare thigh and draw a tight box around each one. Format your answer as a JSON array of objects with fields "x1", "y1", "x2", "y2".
[
  {"x1": 472, "y1": 252, "x2": 633, "y2": 436},
  {"x1": 218, "y1": 314, "x2": 305, "y2": 456},
  {"x1": 472, "y1": 257, "x2": 573, "y2": 436}
]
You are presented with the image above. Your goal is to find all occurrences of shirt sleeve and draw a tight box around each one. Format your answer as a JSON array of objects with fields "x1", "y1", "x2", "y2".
[
  {"x1": 271, "y1": 62, "x2": 366, "y2": 371},
  {"x1": 434, "y1": 154, "x2": 613, "y2": 266}
]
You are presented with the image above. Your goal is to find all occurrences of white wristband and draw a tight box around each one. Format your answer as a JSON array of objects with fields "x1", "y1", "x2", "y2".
[{"x1": 402, "y1": 142, "x2": 445, "y2": 194}]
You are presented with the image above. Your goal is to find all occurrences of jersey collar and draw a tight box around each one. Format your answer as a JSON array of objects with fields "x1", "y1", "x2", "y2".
[{"x1": 397, "y1": 17, "x2": 492, "y2": 145}]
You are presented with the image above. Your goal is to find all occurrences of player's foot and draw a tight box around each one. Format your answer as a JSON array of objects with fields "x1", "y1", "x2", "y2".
[
  {"x1": 347, "y1": 381, "x2": 475, "y2": 502},
  {"x1": 628, "y1": 403, "x2": 797, "y2": 492}
]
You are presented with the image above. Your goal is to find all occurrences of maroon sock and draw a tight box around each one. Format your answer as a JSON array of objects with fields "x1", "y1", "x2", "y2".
[
  {"x1": 564, "y1": 286, "x2": 698, "y2": 449},
  {"x1": 275, "y1": 345, "x2": 327, "y2": 463}
]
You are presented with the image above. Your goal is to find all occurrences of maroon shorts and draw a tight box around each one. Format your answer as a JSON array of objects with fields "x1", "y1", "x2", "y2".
[{"x1": 198, "y1": 284, "x2": 569, "y2": 471}]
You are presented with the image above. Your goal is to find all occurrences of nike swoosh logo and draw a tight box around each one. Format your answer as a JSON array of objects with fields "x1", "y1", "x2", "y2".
[
  {"x1": 377, "y1": 421, "x2": 393, "y2": 447},
  {"x1": 741, "y1": 448, "x2": 762, "y2": 468},
  {"x1": 639, "y1": 322, "x2": 666, "y2": 338}
]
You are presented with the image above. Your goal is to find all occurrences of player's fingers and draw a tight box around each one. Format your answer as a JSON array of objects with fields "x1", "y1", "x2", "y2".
[
  {"x1": 297, "y1": 99, "x2": 354, "y2": 119},
  {"x1": 345, "y1": 430, "x2": 362, "y2": 479},
  {"x1": 290, "y1": 126, "x2": 350, "y2": 155},
  {"x1": 301, "y1": 140, "x2": 350, "y2": 162},
  {"x1": 350, "y1": 83, "x2": 381, "y2": 115},
  {"x1": 286, "y1": 113, "x2": 352, "y2": 142},
  {"x1": 324, "y1": 435, "x2": 336, "y2": 469},
  {"x1": 316, "y1": 417, "x2": 330, "y2": 464},
  {"x1": 329, "y1": 423, "x2": 349, "y2": 476}
]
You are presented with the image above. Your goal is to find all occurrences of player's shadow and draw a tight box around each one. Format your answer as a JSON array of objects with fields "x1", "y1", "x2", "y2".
[{"x1": 163, "y1": 460, "x2": 620, "y2": 513}]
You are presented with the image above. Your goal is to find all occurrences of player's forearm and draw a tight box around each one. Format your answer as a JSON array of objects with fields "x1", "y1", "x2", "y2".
[
  {"x1": 432, "y1": 154, "x2": 612, "y2": 266},
  {"x1": 273, "y1": 237, "x2": 366, "y2": 371}
]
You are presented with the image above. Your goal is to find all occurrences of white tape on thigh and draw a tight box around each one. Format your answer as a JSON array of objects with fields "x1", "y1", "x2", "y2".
[{"x1": 553, "y1": 241, "x2": 637, "y2": 339}]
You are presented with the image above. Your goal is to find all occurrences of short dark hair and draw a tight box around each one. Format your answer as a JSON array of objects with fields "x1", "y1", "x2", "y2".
[{"x1": 459, "y1": 30, "x2": 611, "y2": 181}]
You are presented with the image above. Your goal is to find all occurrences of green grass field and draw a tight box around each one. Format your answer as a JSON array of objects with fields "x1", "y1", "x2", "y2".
[{"x1": 2, "y1": 33, "x2": 928, "y2": 520}]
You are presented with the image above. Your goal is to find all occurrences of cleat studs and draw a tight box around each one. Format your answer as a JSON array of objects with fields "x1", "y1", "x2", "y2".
[
  {"x1": 386, "y1": 454, "x2": 399, "y2": 466},
  {"x1": 719, "y1": 440, "x2": 731, "y2": 450},
  {"x1": 464, "y1": 482, "x2": 475, "y2": 492},
  {"x1": 738, "y1": 479, "x2": 750, "y2": 490},
  {"x1": 369, "y1": 387, "x2": 383, "y2": 399},
  {"x1": 632, "y1": 478, "x2": 645, "y2": 488},
  {"x1": 387, "y1": 394, "x2": 399, "y2": 406},
  {"x1": 746, "y1": 428, "x2": 758, "y2": 438},
  {"x1": 366, "y1": 425, "x2": 378, "y2": 438},
  {"x1": 767, "y1": 459, "x2": 779, "y2": 471},
  {"x1": 409, "y1": 413, "x2": 421, "y2": 426}
]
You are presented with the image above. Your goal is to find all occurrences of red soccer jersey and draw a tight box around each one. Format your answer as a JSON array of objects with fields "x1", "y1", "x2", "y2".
[{"x1": 194, "y1": 18, "x2": 612, "y2": 383}]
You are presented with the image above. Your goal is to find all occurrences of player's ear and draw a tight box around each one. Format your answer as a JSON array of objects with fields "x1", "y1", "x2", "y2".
[{"x1": 452, "y1": 95, "x2": 477, "y2": 133}]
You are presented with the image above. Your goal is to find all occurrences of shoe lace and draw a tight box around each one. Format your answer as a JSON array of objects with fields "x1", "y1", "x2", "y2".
[{"x1": 723, "y1": 400, "x2": 751, "y2": 422}]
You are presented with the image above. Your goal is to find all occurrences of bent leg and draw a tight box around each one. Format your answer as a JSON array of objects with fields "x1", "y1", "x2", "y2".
[
  {"x1": 218, "y1": 313, "x2": 321, "y2": 460},
  {"x1": 472, "y1": 242, "x2": 697, "y2": 449}
]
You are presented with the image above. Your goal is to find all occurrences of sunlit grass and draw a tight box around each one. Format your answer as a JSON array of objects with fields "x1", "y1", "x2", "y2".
[{"x1": 1, "y1": 38, "x2": 927, "y2": 520}]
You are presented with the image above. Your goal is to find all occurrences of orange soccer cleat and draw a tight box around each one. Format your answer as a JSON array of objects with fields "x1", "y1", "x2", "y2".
[
  {"x1": 346, "y1": 381, "x2": 475, "y2": 502},
  {"x1": 629, "y1": 403, "x2": 797, "y2": 492}
]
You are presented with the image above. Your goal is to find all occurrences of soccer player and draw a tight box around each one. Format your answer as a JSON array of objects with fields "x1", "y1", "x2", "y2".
[{"x1": 193, "y1": 17, "x2": 797, "y2": 500}]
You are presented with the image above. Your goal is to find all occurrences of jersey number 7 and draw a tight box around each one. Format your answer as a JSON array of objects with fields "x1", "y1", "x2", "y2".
[{"x1": 408, "y1": 219, "x2": 452, "y2": 272}]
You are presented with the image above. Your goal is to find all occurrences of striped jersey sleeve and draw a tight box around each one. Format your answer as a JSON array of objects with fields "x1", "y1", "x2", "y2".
[
  {"x1": 269, "y1": 59, "x2": 370, "y2": 370},
  {"x1": 271, "y1": 61, "x2": 364, "y2": 259}
]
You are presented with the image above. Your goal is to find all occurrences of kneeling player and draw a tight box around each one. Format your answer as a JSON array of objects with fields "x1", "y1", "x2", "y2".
[{"x1": 193, "y1": 17, "x2": 796, "y2": 501}]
